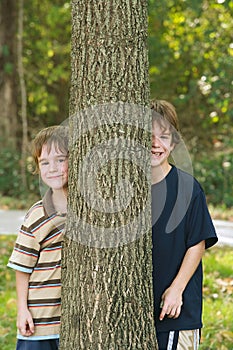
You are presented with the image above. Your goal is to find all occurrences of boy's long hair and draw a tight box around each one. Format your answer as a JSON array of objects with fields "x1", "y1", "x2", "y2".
[
  {"x1": 32, "y1": 125, "x2": 69, "y2": 174},
  {"x1": 151, "y1": 100, "x2": 181, "y2": 145}
]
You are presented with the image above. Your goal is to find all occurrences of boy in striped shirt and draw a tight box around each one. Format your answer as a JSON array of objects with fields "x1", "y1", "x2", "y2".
[{"x1": 8, "y1": 125, "x2": 68, "y2": 350}]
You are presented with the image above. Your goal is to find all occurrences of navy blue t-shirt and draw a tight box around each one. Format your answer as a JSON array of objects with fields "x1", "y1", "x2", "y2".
[{"x1": 152, "y1": 165, "x2": 218, "y2": 332}]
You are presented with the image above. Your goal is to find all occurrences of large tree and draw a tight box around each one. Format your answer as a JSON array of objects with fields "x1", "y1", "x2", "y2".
[{"x1": 60, "y1": 0, "x2": 157, "y2": 349}]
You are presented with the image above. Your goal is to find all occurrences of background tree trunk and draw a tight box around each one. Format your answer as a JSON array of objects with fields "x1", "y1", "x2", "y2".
[
  {"x1": 0, "y1": 0, "x2": 19, "y2": 149},
  {"x1": 17, "y1": 0, "x2": 28, "y2": 189},
  {"x1": 60, "y1": 1, "x2": 157, "y2": 349}
]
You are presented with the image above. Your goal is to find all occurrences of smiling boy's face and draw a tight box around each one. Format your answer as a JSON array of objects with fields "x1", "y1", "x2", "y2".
[
  {"x1": 151, "y1": 120, "x2": 174, "y2": 170},
  {"x1": 38, "y1": 142, "x2": 68, "y2": 191}
]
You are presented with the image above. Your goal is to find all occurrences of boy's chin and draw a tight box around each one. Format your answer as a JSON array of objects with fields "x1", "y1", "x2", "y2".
[
  {"x1": 151, "y1": 160, "x2": 163, "y2": 167},
  {"x1": 50, "y1": 184, "x2": 67, "y2": 192}
]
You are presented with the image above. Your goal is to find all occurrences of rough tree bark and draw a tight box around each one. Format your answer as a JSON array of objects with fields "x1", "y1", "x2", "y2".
[
  {"x1": 60, "y1": 1, "x2": 157, "y2": 349},
  {"x1": 0, "y1": 0, "x2": 19, "y2": 149}
]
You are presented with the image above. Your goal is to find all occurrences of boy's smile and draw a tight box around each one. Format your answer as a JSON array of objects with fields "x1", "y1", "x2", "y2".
[{"x1": 151, "y1": 151, "x2": 164, "y2": 158}]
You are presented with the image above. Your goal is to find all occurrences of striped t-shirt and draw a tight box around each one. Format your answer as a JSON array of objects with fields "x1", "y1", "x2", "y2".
[{"x1": 8, "y1": 189, "x2": 66, "y2": 340}]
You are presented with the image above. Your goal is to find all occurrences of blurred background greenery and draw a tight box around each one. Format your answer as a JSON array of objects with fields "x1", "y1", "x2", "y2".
[{"x1": 0, "y1": 0, "x2": 232, "y2": 213}]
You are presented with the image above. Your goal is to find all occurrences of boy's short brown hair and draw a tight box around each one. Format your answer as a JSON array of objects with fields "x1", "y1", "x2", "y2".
[
  {"x1": 32, "y1": 125, "x2": 69, "y2": 173},
  {"x1": 151, "y1": 100, "x2": 181, "y2": 145}
]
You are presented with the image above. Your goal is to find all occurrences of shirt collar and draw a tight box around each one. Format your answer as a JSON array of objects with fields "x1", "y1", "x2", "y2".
[{"x1": 42, "y1": 188, "x2": 57, "y2": 217}]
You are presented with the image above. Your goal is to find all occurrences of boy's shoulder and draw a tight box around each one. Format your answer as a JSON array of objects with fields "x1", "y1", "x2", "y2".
[
  {"x1": 24, "y1": 199, "x2": 45, "y2": 223},
  {"x1": 174, "y1": 166, "x2": 202, "y2": 193},
  {"x1": 171, "y1": 166, "x2": 204, "y2": 205}
]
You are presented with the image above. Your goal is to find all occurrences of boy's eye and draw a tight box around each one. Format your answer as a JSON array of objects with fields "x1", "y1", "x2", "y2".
[
  {"x1": 58, "y1": 157, "x2": 67, "y2": 163},
  {"x1": 40, "y1": 161, "x2": 49, "y2": 166}
]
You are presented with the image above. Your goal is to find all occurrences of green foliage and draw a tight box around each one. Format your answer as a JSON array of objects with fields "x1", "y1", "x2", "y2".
[
  {"x1": 21, "y1": 0, "x2": 233, "y2": 144},
  {"x1": 1, "y1": 45, "x2": 14, "y2": 74},
  {"x1": 23, "y1": 1, "x2": 71, "y2": 129},
  {"x1": 148, "y1": 0, "x2": 233, "y2": 147},
  {"x1": 1, "y1": 45, "x2": 10, "y2": 57},
  {"x1": 0, "y1": 147, "x2": 39, "y2": 201},
  {"x1": 1, "y1": 236, "x2": 232, "y2": 349},
  {"x1": 3, "y1": 63, "x2": 13, "y2": 74},
  {"x1": 148, "y1": 0, "x2": 233, "y2": 208},
  {"x1": 194, "y1": 152, "x2": 233, "y2": 208}
]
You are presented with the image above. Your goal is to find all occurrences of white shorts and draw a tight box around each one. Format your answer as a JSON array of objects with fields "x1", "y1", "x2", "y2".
[{"x1": 156, "y1": 329, "x2": 200, "y2": 350}]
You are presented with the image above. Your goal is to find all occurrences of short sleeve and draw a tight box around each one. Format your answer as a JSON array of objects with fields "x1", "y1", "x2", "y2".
[
  {"x1": 186, "y1": 188, "x2": 218, "y2": 249},
  {"x1": 7, "y1": 211, "x2": 40, "y2": 273}
]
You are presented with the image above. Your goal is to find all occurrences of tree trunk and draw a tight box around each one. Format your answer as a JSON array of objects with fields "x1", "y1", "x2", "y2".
[
  {"x1": 0, "y1": 0, "x2": 19, "y2": 149},
  {"x1": 17, "y1": 0, "x2": 28, "y2": 189},
  {"x1": 60, "y1": 1, "x2": 157, "y2": 349}
]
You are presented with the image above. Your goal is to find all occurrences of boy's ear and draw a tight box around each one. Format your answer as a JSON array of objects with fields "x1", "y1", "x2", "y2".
[{"x1": 170, "y1": 142, "x2": 175, "y2": 152}]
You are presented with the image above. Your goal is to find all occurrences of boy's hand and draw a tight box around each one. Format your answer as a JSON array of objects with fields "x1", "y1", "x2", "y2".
[
  {"x1": 159, "y1": 241, "x2": 205, "y2": 322},
  {"x1": 17, "y1": 309, "x2": 35, "y2": 337},
  {"x1": 159, "y1": 286, "x2": 183, "y2": 321}
]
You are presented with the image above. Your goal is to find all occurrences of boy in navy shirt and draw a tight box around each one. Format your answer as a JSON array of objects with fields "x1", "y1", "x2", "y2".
[{"x1": 151, "y1": 100, "x2": 218, "y2": 349}]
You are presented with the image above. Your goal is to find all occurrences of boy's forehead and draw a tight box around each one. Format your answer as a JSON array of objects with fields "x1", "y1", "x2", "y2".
[
  {"x1": 152, "y1": 119, "x2": 171, "y2": 132},
  {"x1": 40, "y1": 142, "x2": 67, "y2": 156}
]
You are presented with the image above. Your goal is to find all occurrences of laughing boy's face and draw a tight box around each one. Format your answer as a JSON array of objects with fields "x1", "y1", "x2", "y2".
[{"x1": 151, "y1": 120, "x2": 174, "y2": 170}]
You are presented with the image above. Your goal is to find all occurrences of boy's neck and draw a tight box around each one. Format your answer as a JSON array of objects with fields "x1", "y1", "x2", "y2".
[
  {"x1": 151, "y1": 163, "x2": 172, "y2": 185},
  {"x1": 52, "y1": 187, "x2": 68, "y2": 214}
]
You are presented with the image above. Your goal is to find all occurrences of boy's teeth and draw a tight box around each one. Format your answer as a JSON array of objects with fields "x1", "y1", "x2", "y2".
[{"x1": 151, "y1": 150, "x2": 162, "y2": 156}]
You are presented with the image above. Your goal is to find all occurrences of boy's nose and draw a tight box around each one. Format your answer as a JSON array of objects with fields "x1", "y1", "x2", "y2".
[
  {"x1": 49, "y1": 161, "x2": 58, "y2": 171},
  {"x1": 152, "y1": 136, "x2": 161, "y2": 147}
]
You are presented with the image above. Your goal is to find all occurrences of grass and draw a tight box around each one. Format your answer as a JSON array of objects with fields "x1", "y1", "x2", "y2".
[
  {"x1": 0, "y1": 236, "x2": 232, "y2": 349},
  {"x1": 0, "y1": 235, "x2": 17, "y2": 350},
  {"x1": 200, "y1": 247, "x2": 233, "y2": 350}
]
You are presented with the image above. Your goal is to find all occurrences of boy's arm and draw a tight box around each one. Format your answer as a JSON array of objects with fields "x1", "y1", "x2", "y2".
[
  {"x1": 159, "y1": 240, "x2": 205, "y2": 321},
  {"x1": 16, "y1": 270, "x2": 35, "y2": 336}
]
